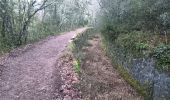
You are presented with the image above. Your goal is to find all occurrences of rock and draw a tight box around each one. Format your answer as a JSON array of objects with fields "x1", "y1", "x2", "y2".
[
  {"x1": 67, "y1": 73, "x2": 71, "y2": 76},
  {"x1": 67, "y1": 85, "x2": 72, "y2": 90},
  {"x1": 64, "y1": 95, "x2": 72, "y2": 100}
]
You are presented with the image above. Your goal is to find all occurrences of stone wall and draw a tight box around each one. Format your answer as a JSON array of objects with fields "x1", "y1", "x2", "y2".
[
  {"x1": 115, "y1": 51, "x2": 170, "y2": 100},
  {"x1": 104, "y1": 41, "x2": 170, "y2": 100},
  {"x1": 131, "y1": 58, "x2": 170, "y2": 100}
]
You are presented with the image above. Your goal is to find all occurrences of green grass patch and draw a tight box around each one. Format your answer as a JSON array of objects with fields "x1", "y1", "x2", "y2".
[{"x1": 73, "y1": 59, "x2": 81, "y2": 74}]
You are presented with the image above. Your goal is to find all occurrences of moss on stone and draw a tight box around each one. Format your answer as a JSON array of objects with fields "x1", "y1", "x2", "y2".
[{"x1": 114, "y1": 63, "x2": 150, "y2": 100}]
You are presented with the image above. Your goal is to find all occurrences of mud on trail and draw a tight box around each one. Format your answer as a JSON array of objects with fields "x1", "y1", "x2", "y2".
[
  {"x1": 0, "y1": 28, "x2": 87, "y2": 100},
  {"x1": 75, "y1": 35, "x2": 143, "y2": 100}
]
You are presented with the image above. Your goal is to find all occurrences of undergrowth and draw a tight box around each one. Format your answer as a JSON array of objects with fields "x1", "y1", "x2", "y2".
[
  {"x1": 101, "y1": 27, "x2": 170, "y2": 75},
  {"x1": 153, "y1": 44, "x2": 170, "y2": 75},
  {"x1": 71, "y1": 28, "x2": 95, "y2": 74},
  {"x1": 0, "y1": 27, "x2": 77, "y2": 56}
]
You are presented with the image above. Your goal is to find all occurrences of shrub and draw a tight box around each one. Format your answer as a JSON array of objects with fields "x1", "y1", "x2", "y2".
[
  {"x1": 115, "y1": 31, "x2": 150, "y2": 57},
  {"x1": 153, "y1": 44, "x2": 170, "y2": 74}
]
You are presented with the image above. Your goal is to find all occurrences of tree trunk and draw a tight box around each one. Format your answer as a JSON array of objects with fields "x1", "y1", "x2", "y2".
[{"x1": 1, "y1": 19, "x2": 5, "y2": 37}]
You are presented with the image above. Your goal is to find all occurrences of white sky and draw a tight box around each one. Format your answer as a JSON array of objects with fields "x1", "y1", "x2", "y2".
[
  {"x1": 35, "y1": 0, "x2": 100, "y2": 19},
  {"x1": 89, "y1": 0, "x2": 100, "y2": 18}
]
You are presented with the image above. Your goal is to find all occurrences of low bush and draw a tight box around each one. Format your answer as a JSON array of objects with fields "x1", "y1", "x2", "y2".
[
  {"x1": 153, "y1": 44, "x2": 170, "y2": 74},
  {"x1": 114, "y1": 31, "x2": 150, "y2": 57}
]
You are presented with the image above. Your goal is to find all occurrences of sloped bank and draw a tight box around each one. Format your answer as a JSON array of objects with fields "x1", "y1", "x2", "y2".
[
  {"x1": 71, "y1": 28, "x2": 94, "y2": 72},
  {"x1": 102, "y1": 35, "x2": 170, "y2": 100},
  {"x1": 71, "y1": 29, "x2": 142, "y2": 99}
]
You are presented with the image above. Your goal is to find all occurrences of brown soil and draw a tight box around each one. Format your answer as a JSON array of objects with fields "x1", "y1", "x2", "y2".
[
  {"x1": 0, "y1": 28, "x2": 87, "y2": 100},
  {"x1": 55, "y1": 50, "x2": 82, "y2": 100},
  {"x1": 0, "y1": 28, "x2": 143, "y2": 100},
  {"x1": 76, "y1": 35, "x2": 143, "y2": 100}
]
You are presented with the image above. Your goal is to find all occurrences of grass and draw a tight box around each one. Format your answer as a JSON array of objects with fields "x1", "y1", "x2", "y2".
[{"x1": 73, "y1": 59, "x2": 81, "y2": 74}]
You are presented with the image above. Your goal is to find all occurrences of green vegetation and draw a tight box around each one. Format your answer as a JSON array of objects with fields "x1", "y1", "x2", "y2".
[
  {"x1": 97, "y1": 0, "x2": 170, "y2": 75},
  {"x1": 73, "y1": 59, "x2": 81, "y2": 74},
  {"x1": 0, "y1": 0, "x2": 92, "y2": 55},
  {"x1": 95, "y1": 0, "x2": 170, "y2": 99},
  {"x1": 71, "y1": 28, "x2": 94, "y2": 74},
  {"x1": 154, "y1": 44, "x2": 170, "y2": 74},
  {"x1": 102, "y1": 38, "x2": 152, "y2": 100}
]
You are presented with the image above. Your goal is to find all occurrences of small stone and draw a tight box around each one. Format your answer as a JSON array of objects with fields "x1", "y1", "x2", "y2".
[
  {"x1": 59, "y1": 89, "x2": 64, "y2": 93},
  {"x1": 63, "y1": 89, "x2": 70, "y2": 94},
  {"x1": 67, "y1": 85, "x2": 72, "y2": 90},
  {"x1": 67, "y1": 73, "x2": 71, "y2": 76},
  {"x1": 63, "y1": 95, "x2": 72, "y2": 100}
]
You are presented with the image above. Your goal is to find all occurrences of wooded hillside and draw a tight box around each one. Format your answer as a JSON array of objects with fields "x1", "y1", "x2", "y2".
[{"x1": 97, "y1": 0, "x2": 170, "y2": 75}]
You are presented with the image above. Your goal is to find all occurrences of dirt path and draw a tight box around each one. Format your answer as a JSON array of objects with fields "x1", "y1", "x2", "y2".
[
  {"x1": 76, "y1": 35, "x2": 142, "y2": 100},
  {"x1": 0, "y1": 28, "x2": 87, "y2": 100}
]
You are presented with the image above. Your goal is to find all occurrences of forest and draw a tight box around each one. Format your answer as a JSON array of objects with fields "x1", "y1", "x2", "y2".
[
  {"x1": 97, "y1": 0, "x2": 170, "y2": 75},
  {"x1": 96, "y1": 0, "x2": 170, "y2": 99},
  {"x1": 0, "y1": 0, "x2": 91, "y2": 54}
]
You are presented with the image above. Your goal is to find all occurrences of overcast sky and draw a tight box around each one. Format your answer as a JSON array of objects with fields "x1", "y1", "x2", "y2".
[
  {"x1": 89, "y1": 0, "x2": 100, "y2": 18},
  {"x1": 35, "y1": 0, "x2": 100, "y2": 19}
]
